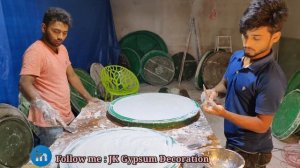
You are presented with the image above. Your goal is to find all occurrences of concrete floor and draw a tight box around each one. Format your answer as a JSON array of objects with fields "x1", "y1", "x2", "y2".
[{"x1": 139, "y1": 80, "x2": 298, "y2": 168}]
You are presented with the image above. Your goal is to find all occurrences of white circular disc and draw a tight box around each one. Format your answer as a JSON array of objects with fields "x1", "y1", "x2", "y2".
[
  {"x1": 108, "y1": 93, "x2": 199, "y2": 125},
  {"x1": 60, "y1": 127, "x2": 184, "y2": 168}
]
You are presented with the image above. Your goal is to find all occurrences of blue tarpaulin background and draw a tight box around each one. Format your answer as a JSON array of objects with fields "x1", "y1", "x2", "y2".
[{"x1": 0, "y1": 0, "x2": 120, "y2": 106}]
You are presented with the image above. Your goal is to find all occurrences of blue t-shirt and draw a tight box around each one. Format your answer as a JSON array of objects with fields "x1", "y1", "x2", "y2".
[{"x1": 224, "y1": 50, "x2": 287, "y2": 153}]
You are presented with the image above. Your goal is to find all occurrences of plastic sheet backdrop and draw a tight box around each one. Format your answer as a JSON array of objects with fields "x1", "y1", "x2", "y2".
[{"x1": 0, "y1": 0, "x2": 119, "y2": 106}]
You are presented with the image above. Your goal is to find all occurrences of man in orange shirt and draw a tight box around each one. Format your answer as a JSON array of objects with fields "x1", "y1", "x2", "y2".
[{"x1": 19, "y1": 7, "x2": 99, "y2": 146}]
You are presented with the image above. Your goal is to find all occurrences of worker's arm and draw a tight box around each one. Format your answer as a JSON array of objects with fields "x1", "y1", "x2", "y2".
[
  {"x1": 19, "y1": 75, "x2": 41, "y2": 102},
  {"x1": 19, "y1": 75, "x2": 59, "y2": 125},
  {"x1": 201, "y1": 104, "x2": 273, "y2": 133},
  {"x1": 213, "y1": 77, "x2": 227, "y2": 97},
  {"x1": 66, "y1": 65, "x2": 99, "y2": 103}
]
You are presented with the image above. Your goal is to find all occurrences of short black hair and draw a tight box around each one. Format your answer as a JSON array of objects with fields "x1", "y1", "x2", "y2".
[
  {"x1": 43, "y1": 7, "x2": 72, "y2": 27},
  {"x1": 240, "y1": 0, "x2": 288, "y2": 34}
]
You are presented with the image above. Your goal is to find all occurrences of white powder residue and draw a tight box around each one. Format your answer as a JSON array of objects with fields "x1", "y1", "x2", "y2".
[{"x1": 111, "y1": 93, "x2": 199, "y2": 121}]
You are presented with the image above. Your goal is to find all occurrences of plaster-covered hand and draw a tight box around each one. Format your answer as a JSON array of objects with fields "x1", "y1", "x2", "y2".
[
  {"x1": 55, "y1": 113, "x2": 76, "y2": 133},
  {"x1": 200, "y1": 88, "x2": 218, "y2": 103},
  {"x1": 201, "y1": 101, "x2": 225, "y2": 117},
  {"x1": 31, "y1": 98, "x2": 58, "y2": 126}
]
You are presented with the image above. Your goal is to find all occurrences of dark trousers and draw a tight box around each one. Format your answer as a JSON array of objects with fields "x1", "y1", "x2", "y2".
[
  {"x1": 226, "y1": 143, "x2": 272, "y2": 168},
  {"x1": 35, "y1": 126, "x2": 64, "y2": 147}
]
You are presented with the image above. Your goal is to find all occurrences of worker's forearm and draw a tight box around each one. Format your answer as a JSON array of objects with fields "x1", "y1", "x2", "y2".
[
  {"x1": 19, "y1": 78, "x2": 41, "y2": 102},
  {"x1": 221, "y1": 109, "x2": 272, "y2": 133},
  {"x1": 213, "y1": 78, "x2": 227, "y2": 97}
]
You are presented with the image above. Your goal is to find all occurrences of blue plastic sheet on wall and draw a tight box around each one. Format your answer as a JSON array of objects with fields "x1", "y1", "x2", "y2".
[{"x1": 0, "y1": 0, "x2": 120, "y2": 106}]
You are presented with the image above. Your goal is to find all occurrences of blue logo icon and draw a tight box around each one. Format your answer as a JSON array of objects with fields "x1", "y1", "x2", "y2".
[{"x1": 30, "y1": 145, "x2": 52, "y2": 167}]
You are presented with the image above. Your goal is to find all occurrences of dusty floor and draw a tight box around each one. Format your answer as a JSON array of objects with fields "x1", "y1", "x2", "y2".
[{"x1": 139, "y1": 80, "x2": 299, "y2": 168}]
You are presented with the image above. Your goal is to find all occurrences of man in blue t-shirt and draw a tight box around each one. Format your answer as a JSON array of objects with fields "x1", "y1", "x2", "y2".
[{"x1": 201, "y1": 0, "x2": 288, "y2": 167}]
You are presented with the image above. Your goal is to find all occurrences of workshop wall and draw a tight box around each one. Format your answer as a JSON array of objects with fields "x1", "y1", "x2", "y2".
[
  {"x1": 279, "y1": 0, "x2": 300, "y2": 79},
  {"x1": 110, "y1": 0, "x2": 249, "y2": 58},
  {"x1": 111, "y1": 0, "x2": 300, "y2": 79}
]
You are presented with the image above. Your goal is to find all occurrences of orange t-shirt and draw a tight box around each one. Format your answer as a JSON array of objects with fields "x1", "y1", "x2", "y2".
[{"x1": 20, "y1": 40, "x2": 75, "y2": 127}]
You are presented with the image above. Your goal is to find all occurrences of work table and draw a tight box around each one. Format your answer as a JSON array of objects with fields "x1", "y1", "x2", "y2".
[{"x1": 24, "y1": 100, "x2": 220, "y2": 168}]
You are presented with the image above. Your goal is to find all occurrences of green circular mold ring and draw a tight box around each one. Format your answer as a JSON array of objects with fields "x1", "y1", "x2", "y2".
[
  {"x1": 285, "y1": 69, "x2": 300, "y2": 95},
  {"x1": 107, "y1": 93, "x2": 200, "y2": 129},
  {"x1": 194, "y1": 50, "x2": 214, "y2": 89},
  {"x1": 172, "y1": 52, "x2": 197, "y2": 81},
  {"x1": 201, "y1": 51, "x2": 232, "y2": 89},
  {"x1": 0, "y1": 112, "x2": 33, "y2": 167},
  {"x1": 1, "y1": 103, "x2": 31, "y2": 129},
  {"x1": 70, "y1": 69, "x2": 98, "y2": 115},
  {"x1": 141, "y1": 50, "x2": 169, "y2": 68},
  {"x1": 272, "y1": 89, "x2": 300, "y2": 140},
  {"x1": 142, "y1": 56, "x2": 175, "y2": 86},
  {"x1": 120, "y1": 47, "x2": 141, "y2": 76},
  {"x1": 140, "y1": 50, "x2": 174, "y2": 85},
  {"x1": 119, "y1": 30, "x2": 168, "y2": 58}
]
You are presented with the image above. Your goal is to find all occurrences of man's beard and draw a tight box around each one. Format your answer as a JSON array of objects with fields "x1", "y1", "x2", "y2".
[
  {"x1": 44, "y1": 31, "x2": 62, "y2": 47},
  {"x1": 244, "y1": 38, "x2": 272, "y2": 59},
  {"x1": 244, "y1": 47, "x2": 270, "y2": 58}
]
